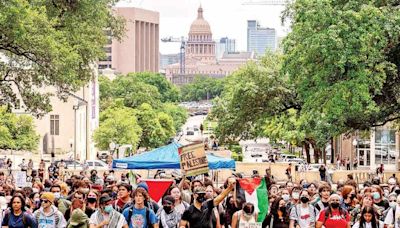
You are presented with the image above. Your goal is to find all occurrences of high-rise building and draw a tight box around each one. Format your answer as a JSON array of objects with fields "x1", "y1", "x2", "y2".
[
  {"x1": 247, "y1": 20, "x2": 276, "y2": 55},
  {"x1": 98, "y1": 7, "x2": 159, "y2": 74},
  {"x1": 160, "y1": 53, "x2": 180, "y2": 70},
  {"x1": 215, "y1": 37, "x2": 236, "y2": 59}
]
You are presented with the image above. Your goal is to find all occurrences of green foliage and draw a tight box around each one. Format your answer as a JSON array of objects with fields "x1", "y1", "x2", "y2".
[
  {"x1": 135, "y1": 104, "x2": 176, "y2": 149},
  {"x1": 98, "y1": 73, "x2": 186, "y2": 149},
  {"x1": 161, "y1": 103, "x2": 188, "y2": 131},
  {"x1": 180, "y1": 76, "x2": 224, "y2": 101},
  {"x1": 282, "y1": 0, "x2": 400, "y2": 141},
  {"x1": 0, "y1": 107, "x2": 39, "y2": 150},
  {"x1": 94, "y1": 106, "x2": 142, "y2": 150},
  {"x1": 99, "y1": 74, "x2": 162, "y2": 111},
  {"x1": 0, "y1": 0, "x2": 125, "y2": 116},
  {"x1": 132, "y1": 72, "x2": 181, "y2": 102},
  {"x1": 212, "y1": 53, "x2": 299, "y2": 142}
]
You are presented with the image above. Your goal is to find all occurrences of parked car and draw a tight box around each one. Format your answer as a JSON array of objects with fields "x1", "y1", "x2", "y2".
[
  {"x1": 54, "y1": 160, "x2": 83, "y2": 169},
  {"x1": 280, "y1": 154, "x2": 297, "y2": 161},
  {"x1": 85, "y1": 160, "x2": 110, "y2": 171},
  {"x1": 286, "y1": 158, "x2": 306, "y2": 165}
]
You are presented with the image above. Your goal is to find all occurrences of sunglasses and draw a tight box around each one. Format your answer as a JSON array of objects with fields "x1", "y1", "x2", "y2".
[{"x1": 41, "y1": 199, "x2": 50, "y2": 204}]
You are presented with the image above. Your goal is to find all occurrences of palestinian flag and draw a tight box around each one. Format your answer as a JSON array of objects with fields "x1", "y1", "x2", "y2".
[{"x1": 238, "y1": 177, "x2": 269, "y2": 222}]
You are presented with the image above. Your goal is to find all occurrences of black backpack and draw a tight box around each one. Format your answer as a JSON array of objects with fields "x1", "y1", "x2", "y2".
[{"x1": 127, "y1": 206, "x2": 153, "y2": 228}]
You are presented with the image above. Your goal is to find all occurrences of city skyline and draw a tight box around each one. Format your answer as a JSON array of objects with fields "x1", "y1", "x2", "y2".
[{"x1": 117, "y1": 0, "x2": 288, "y2": 54}]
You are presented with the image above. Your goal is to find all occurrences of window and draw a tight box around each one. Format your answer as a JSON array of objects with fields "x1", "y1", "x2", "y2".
[
  {"x1": 50, "y1": 115, "x2": 59, "y2": 135},
  {"x1": 95, "y1": 162, "x2": 103, "y2": 167}
]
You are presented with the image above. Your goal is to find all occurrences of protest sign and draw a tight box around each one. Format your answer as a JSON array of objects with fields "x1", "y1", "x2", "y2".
[
  {"x1": 15, "y1": 171, "x2": 27, "y2": 187},
  {"x1": 178, "y1": 143, "x2": 208, "y2": 176}
]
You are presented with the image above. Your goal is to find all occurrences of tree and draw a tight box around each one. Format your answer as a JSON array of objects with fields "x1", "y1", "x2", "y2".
[
  {"x1": 282, "y1": 0, "x2": 400, "y2": 140},
  {"x1": 132, "y1": 72, "x2": 180, "y2": 102},
  {"x1": 0, "y1": 0, "x2": 125, "y2": 116},
  {"x1": 99, "y1": 74, "x2": 162, "y2": 111},
  {"x1": 94, "y1": 106, "x2": 142, "y2": 150},
  {"x1": 161, "y1": 103, "x2": 188, "y2": 131},
  {"x1": 135, "y1": 103, "x2": 176, "y2": 149},
  {"x1": 0, "y1": 106, "x2": 39, "y2": 150},
  {"x1": 181, "y1": 76, "x2": 225, "y2": 101},
  {"x1": 212, "y1": 53, "x2": 299, "y2": 141}
]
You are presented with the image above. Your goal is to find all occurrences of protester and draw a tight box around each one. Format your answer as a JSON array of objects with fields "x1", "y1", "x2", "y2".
[
  {"x1": 263, "y1": 196, "x2": 290, "y2": 227},
  {"x1": 289, "y1": 189, "x2": 317, "y2": 227},
  {"x1": 156, "y1": 195, "x2": 180, "y2": 228},
  {"x1": 122, "y1": 188, "x2": 158, "y2": 228},
  {"x1": 2, "y1": 195, "x2": 37, "y2": 228},
  {"x1": 231, "y1": 202, "x2": 257, "y2": 228},
  {"x1": 89, "y1": 195, "x2": 127, "y2": 228},
  {"x1": 114, "y1": 183, "x2": 133, "y2": 213},
  {"x1": 33, "y1": 192, "x2": 67, "y2": 228},
  {"x1": 169, "y1": 186, "x2": 189, "y2": 216},
  {"x1": 353, "y1": 206, "x2": 383, "y2": 228},
  {"x1": 316, "y1": 194, "x2": 350, "y2": 228}
]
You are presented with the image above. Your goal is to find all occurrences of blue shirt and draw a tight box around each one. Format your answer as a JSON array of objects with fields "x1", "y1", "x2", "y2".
[
  {"x1": 122, "y1": 207, "x2": 158, "y2": 228},
  {"x1": 2, "y1": 212, "x2": 37, "y2": 228}
]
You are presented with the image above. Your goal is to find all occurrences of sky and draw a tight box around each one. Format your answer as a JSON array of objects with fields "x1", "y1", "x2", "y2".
[{"x1": 117, "y1": 0, "x2": 289, "y2": 54}]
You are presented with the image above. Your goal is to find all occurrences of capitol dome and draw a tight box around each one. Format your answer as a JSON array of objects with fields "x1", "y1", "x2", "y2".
[{"x1": 189, "y1": 6, "x2": 212, "y2": 35}]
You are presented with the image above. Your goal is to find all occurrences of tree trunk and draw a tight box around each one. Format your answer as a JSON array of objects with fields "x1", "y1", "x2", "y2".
[
  {"x1": 312, "y1": 142, "x2": 320, "y2": 164},
  {"x1": 323, "y1": 146, "x2": 327, "y2": 165},
  {"x1": 304, "y1": 143, "x2": 311, "y2": 163}
]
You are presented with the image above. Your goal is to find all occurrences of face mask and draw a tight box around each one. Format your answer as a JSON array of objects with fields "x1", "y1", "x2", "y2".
[
  {"x1": 104, "y1": 205, "x2": 113, "y2": 213},
  {"x1": 390, "y1": 202, "x2": 397, "y2": 208},
  {"x1": 372, "y1": 192, "x2": 380, "y2": 200},
  {"x1": 87, "y1": 197, "x2": 97, "y2": 204},
  {"x1": 300, "y1": 196, "x2": 309, "y2": 204},
  {"x1": 196, "y1": 195, "x2": 206, "y2": 203},
  {"x1": 279, "y1": 206, "x2": 286, "y2": 212},
  {"x1": 163, "y1": 206, "x2": 172, "y2": 213},
  {"x1": 292, "y1": 192, "x2": 300, "y2": 200},
  {"x1": 81, "y1": 188, "x2": 89, "y2": 194},
  {"x1": 32, "y1": 188, "x2": 39, "y2": 194},
  {"x1": 282, "y1": 194, "x2": 290, "y2": 202},
  {"x1": 330, "y1": 202, "x2": 340, "y2": 209},
  {"x1": 54, "y1": 192, "x2": 60, "y2": 199},
  {"x1": 350, "y1": 194, "x2": 356, "y2": 200}
]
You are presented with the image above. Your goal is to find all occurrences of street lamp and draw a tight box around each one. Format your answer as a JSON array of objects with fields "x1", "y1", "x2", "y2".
[
  {"x1": 352, "y1": 139, "x2": 358, "y2": 170},
  {"x1": 73, "y1": 101, "x2": 87, "y2": 170}
]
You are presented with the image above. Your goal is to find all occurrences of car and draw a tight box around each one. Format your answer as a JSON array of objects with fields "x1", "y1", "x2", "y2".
[
  {"x1": 186, "y1": 130, "x2": 195, "y2": 136},
  {"x1": 286, "y1": 158, "x2": 306, "y2": 165},
  {"x1": 85, "y1": 160, "x2": 110, "y2": 170},
  {"x1": 280, "y1": 154, "x2": 297, "y2": 161},
  {"x1": 54, "y1": 160, "x2": 83, "y2": 169}
]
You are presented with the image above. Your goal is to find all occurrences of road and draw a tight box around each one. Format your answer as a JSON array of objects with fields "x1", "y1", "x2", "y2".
[{"x1": 177, "y1": 114, "x2": 207, "y2": 145}]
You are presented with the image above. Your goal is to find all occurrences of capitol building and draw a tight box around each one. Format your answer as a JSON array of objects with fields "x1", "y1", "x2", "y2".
[{"x1": 166, "y1": 6, "x2": 255, "y2": 85}]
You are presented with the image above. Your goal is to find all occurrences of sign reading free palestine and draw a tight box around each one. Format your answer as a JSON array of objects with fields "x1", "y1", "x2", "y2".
[{"x1": 178, "y1": 143, "x2": 209, "y2": 176}]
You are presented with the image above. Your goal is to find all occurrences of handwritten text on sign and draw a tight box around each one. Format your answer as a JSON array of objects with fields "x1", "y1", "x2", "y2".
[{"x1": 178, "y1": 143, "x2": 209, "y2": 176}]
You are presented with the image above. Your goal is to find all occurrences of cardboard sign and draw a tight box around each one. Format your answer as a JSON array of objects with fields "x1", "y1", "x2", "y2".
[
  {"x1": 178, "y1": 143, "x2": 209, "y2": 176},
  {"x1": 239, "y1": 222, "x2": 262, "y2": 228},
  {"x1": 15, "y1": 171, "x2": 27, "y2": 187}
]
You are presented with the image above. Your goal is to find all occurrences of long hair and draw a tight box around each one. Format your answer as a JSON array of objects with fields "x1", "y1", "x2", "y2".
[
  {"x1": 9, "y1": 195, "x2": 26, "y2": 213},
  {"x1": 270, "y1": 197, "x2": 287, "y2": 217},
  {"x1": 359, "y1": 206, "x2": 378, "y2": 228}
]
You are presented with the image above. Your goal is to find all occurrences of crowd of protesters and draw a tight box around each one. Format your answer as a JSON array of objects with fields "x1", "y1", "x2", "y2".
[{"x1": 0, "y1": 161, "x2": 398, "y2": 228}]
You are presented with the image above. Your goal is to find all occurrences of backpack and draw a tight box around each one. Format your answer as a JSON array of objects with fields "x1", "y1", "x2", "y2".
[
  {"x1": 127, "y1": 206, "x2": 152, "y2": 228},
  {"x1": 35, "y1": 210, "x2": 60, "y2": 226}
]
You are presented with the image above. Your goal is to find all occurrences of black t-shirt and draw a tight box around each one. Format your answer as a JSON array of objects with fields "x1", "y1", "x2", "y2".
[
  {"x1": 375, "y1": 198, "x2": 389, "y2": 210},
  {"x1": 182, "y1": 200, "x2": 214, "y2": 228}
]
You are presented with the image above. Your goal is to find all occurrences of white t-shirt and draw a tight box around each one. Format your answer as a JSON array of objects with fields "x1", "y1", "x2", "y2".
[
  {"x1": 289, "y1": 204, "x2": 316, "y2": 227},
  {"x1": 353, "y1": 221, "x2": 384, "y2": 228},
  {"x1": 384, "y1": 205, "x2": 400, "y2": 228}
]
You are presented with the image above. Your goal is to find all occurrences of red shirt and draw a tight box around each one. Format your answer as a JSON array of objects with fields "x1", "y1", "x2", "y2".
[{"x1": 317, "y1": 208, "x2": 350, "y2": 228}]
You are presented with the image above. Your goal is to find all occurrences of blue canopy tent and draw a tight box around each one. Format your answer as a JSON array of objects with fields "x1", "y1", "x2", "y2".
[{"x1": 112, "y1": 142, "x2": 235, "y2": 170}]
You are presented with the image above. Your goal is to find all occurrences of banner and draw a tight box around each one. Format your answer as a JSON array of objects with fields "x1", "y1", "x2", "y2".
[{"x1": 178, "y1": 143, "x2": 209, "y2": 176}]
